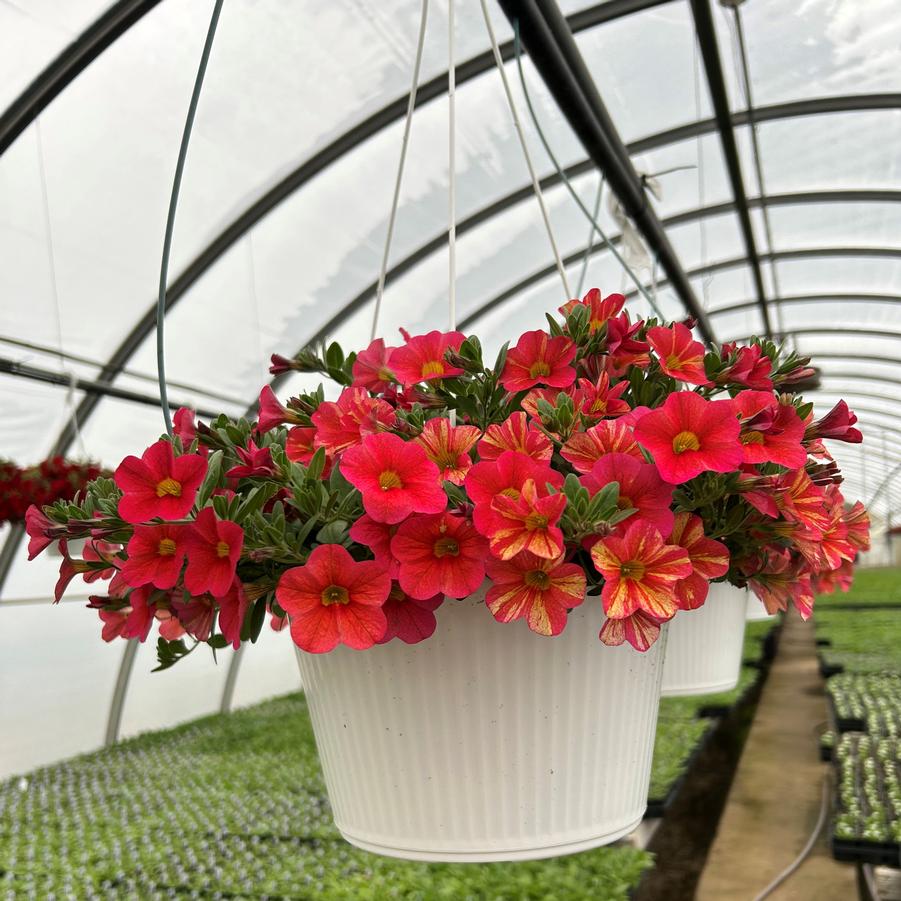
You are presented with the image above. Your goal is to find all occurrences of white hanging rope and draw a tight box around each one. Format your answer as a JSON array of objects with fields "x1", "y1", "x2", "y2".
[
  {"x1": 479, "y1": 0, "x2": 571, "y2": 300},
  {"x1": 447, "y1": 0, "x2": 457, "y2": 331},
  {"x1": 371, "y1": 0, "x2": 429, "y2": 342}
]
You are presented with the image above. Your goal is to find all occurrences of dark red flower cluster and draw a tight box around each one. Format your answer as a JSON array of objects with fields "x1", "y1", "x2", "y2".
[{"x1": 0, "y1": 457, "x2": 105, "y2": 524}]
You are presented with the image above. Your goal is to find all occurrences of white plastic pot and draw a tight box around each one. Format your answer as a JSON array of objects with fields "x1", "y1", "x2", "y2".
[
  {"x1": 745, "y1": 591, "x2": 777, "y2": 622},
  {"x1": 294, "y1": 588, "x2": 667, "y2": 862},
  {"x1": 661, "y1": 583, "x2": 747, "y2": 697}
]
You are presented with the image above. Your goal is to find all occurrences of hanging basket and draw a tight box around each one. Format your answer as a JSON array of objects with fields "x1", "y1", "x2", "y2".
[
  {"x1": 661, "y1": 583, "x2": 747, "y2": 698},
  {"x1": 745, "y1": 591, "x2": 777, "y2": 622},
  {"x1": 294, "y1": 587, "x2": 667, "y2": 862}
]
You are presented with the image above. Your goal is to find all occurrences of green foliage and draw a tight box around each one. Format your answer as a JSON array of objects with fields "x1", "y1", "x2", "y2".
[
  {"x1": 0, "y1": 694, "x2": 652, "y2": 899},
  {"x1": 815, "y1": 608, "x2": 901, "y2": 674},
  {"x1": 816, "y1": 566, "x2": 901, "y2": 607}
]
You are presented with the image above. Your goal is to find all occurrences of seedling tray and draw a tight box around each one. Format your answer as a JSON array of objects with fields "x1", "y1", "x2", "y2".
[{"x1": 831, "y1": 835, "x2": 900, "y2": 867}]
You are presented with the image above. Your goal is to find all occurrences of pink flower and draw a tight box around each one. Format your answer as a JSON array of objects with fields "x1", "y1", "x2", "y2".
[
  {"x1": 633, "y1": 392, "x2": 743, "y2": 484},
  {"x1": 414, "y1": 418, "x2": 481, "y2": 485},
  {"x1": 499, "y1": 330, "x2": 577, "y2": 392},
  {"x1": 311, "y1": 388, "x2": 396, "y2": 455},
  {"x1": 559, "y1": 288, "x2": 625, "y2": 332},
  {"x1": 390, "y1": 330, "x2": 466, "y2": 386},
  {"x1": 226, "y1": 440, "x2": 278, "y2": 479},
  {"x1": 257, "y1": 386, "x2": 299, "y2": 432},
  {"x1": 276, "y1": 544, "x2": 391, "y2": 653},
  {"x1": 668, "y1": 512, "x2": 730, "y2": 609},
  {"x1": 580, "y1": 453, "x2": 674, "y2": 536},
  {"x1": 391, "y1": 512, "x2": 488, "y2": 599},
  {"x1": 734, "y1": 391, "x2": 807, "y2": 469},
  {"x1": 806, "y1": 400, "x2": 863, "y2": 443},
  {"x1": 120, "y1": 523, "x2": 187, "y2": 589},
  {"x1": 340, "y1": 432, "x2": 447, "y2": 524},
  {"x1": 484, "y1": 479, "x2": 567, "y2": 560},
  {"x1": 348, "y1": 514, "x2": 400, "y2": 577},
  {"x1": 352, "y1": 338, "x2": 397, "y2": 392},
  {"x1": 183, "y1": 507, "x2": 244, "y2": 598},
  {"x1": 218, "y1": 579, "x2": 250, "y2": 649},
  {"x1": 560, "y1": 420, "x2": 643, "y2": 473},
  {"x1": 599, "y1": 609, "x2": 666, "y2": 652},
  {"x1": 378, "y1": 584, "x2": 443, "y2": 645},
  {"x1": 484, "y1": 551, "x2": 585, "y2": 636},
  {"x1": 24, "y1": 505, "x2": 57, "y2": 559},
  {"x1": 647, "y1": 322, "x2": 711, "y2": 386},
  {"x1": 478, "y1": 413, "x2": 553, "y2": 462},
  {"x1": 114, "y1": 440, "x2": 207, "y2": 524},
  {"x1": 172, "y1": 407, "x2": 199, "y2": 448},
  {"x1": 577, "y1": 373, "x2": 631, "y2": 420}
]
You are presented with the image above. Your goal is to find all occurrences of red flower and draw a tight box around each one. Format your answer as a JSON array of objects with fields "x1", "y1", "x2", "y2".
[
  {"x1": 806, "y1": 400, "x2": 863, "y2": 443},
  {"x1": 172, "y1": 407, "x2": 199, "y2": 448},
  {"x1": 378, "y1": 583, "x2": 443, "y2": 645},
  {"x1": 352, "y1": 338, "x2": 397, "y2": 392},
  {"x1": 120, "y1": 524, "x2": 187, "y2": 589},
  {"x1": 484, "y1": 479, "x2": 567, "y2": 560},
  {"x1": 590, "y1": 520, "x2": 692, "y2": 620},
  {"x1": 499, "y1": 330, "x2": 577, "y2": 392},
  {"x1": 599, "y1": 609, "x2": 665, "y2": 652},
  {"x1": 843, "y1": 501, "x2": 870, "y2": 552},
  {"x1": 577, "y1": 373, "x2": 631, "y2": 420},
  {"x1": 121, "y1": 586, "x2": 159, "y2": 642},
  {"x1": 226, "y1": 440, "x2": 278, "y2": 479},
  {"x1": 340, "y1": 432, "x2": 447, "y2": 524},
  {"x1": 114, "y1": 440, "x2": 207, "y2": 524},
  {"x1": 311, "y1": 388, "x2": 396, "y2": 455},
  {"x1": 285, "y1": 426, "x2": 320, "y2": 466},
  {"x1": 605, "y1": 313, "x2": 650, "y2": 374},
  {"x1": 390, "y1": 330, "x2": 466, "y2": 386},
  {"x1": 647, "y1": 322, "x2": 711, "y2": 386},
  {"x1": 24, "y1": 505, "x2": 57, "y2": 559},
  {"x1": 560, "y1": 420, "x2": 643, "y2": 473},
  {"x1": 171, "y1": 594, "x2": 215, "y2": 641},
  {"x1": 734, "y1": 391, "x2": 807, "y2": 469},
  {"x1": 218, "y1": 579, "x2": 250, "y2": 649},
  {"x1": 183, "y1": 507, "x2": 244, "y2": 598},
  {"x1": 721, "y1": 343, "x2": 773, "y2": 391},
  {"x1": 559, "y1": 288, "x2": 625, "y2": 333},
  {"x1": 257, "y1": 386, "x2": 300, "y2": 432},
  {"x1": 465, "y1": 451, "x2": 563, "y2": 536},
  {"x1": 749, "y1": 549, "x2": 814, "y2": 619},
  {"x1": 276, "y1": 544, "x2": 391, "y2": 653},
  {"x1": 391, "y1": 511, "x2": 488, "y2": 599},
  {"x1": 777, "y1": 468, "x2": 830, "y2": 537},
  {"x1": 348, "y1": 513, "x2": 400, "y2": 577},
  {"x1": 414, "y1": 417, "x2": 481, "y2": 485},
  {"x1": 478, "y1": 413, "x2": 553, "y2": 463},
  {"x1": 99, "y1": 609, "x2": 129, "y2": 642},
  {"x1": 633, "y1": 391, "x2": 742, "y2": 484},
  {"x1": 484, "y1": 551, "x2": 585, "y2": 636},
  {"x1": 581, "y1": 453, "x2": 674, "y2": 536},
  {"x1": 668, "y1": 512, "x2": 730, "y2": 609},
  {"x1": 269, "y1": 353, "x2": 301, "y2": 375}
]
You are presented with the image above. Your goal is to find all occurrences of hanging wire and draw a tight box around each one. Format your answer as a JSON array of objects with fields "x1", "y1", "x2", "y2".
[
  {"x1": 157, "y1": 0, "x2": 225, "y2": 435},
  {"x1": 36, "y1": 120, "x2": 87, "y2": 457},
  {"x1": 725, "y1": 3, "x2": 789, "y2": 344},
  {"x1": 576, "y1": 174, "x2": 605, "y2": 297},
  {"x1": 447, "y1": 0, "x2": 457, "y2": 331},
  {"x1": 371, "y1": 0, "x2": 429, "y2": 341},
  {"x1": 511, "y1": 20, "x2": 662, "y2": 317},
  {"x1": 479, "y1": 0, "x2": 571, "y2": 300}
]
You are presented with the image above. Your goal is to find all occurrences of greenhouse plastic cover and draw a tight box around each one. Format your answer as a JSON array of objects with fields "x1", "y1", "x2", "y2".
[{"x1": 1, "y1": 0, "x2": 900, "y2": 777}]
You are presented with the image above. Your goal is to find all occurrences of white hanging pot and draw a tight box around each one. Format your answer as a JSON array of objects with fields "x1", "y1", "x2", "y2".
[
  {"x1": 294, "y1": 587, "x2": 667, "y2": 862},
  {"x1": 745, "y1": 591, "x2": 777, "y2": 622},
  {"x1": 661, "y1": 583, "x2": 747, "y2": 697}
]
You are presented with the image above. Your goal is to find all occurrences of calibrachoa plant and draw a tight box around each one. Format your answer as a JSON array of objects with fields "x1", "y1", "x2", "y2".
[
  {"x1": 27, "y1": 290, "x2": 871, "y2": 666},
  {"x1": 0, "y1": 457, "x2": 105, "y2": 525}
]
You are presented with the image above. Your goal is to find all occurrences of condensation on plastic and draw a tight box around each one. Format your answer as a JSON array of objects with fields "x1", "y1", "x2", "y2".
[
  {"x1": 294, "y1": 589, "x2": 667, "y2": 862},
  {"x1": 661, "y1": 583, "x2": 747, "y2": 698}
]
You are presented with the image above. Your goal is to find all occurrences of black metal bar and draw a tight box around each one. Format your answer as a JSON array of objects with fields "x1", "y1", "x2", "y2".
[
  {"x1": 0, "y1": 0, "x2": 164, "y2": 155},
  {"x1": 725, "y1": 325, "x2": 901, "y2": 345},
  {"x1": 0, "y1": 357, "x2": 223, "y2": 420},
  {"x1": 500, "y1": 0, "x2": 715, "y2": 343},
  {"x1": 710, "y1": 292, "x2": 901, "y2": 319},
  {"x1": 689, "y1": 0, "x2": 770, "y2": 336}
]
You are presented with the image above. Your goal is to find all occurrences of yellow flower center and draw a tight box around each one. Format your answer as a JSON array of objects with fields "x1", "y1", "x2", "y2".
[
  {"x1": 665, "y1": 354, "x2": 683, "y2": 369},
  {"x1": 529, "y1": 360, "x2": 551, "y2": 379},
  {"x1": 524, "y1": 512, "x2": 549, "y2": 531},
  {"x1": 157, "y1": 538, "x2": 178, "y2": 557},
  {"x1": 671, "y1": 430, "x2": 701, "y2": 454},
  {"x1": 215, "y1": 541, "x2": 231, "y2": 558},
  {"x1": 434, "y1": 537, "x2": 460, "y2": 558},
  {"x1": 321, "y1": 584, "x2": 350, "y2": 606},
  {"x1": 421, "y1": 360, "x2": 445, "y2": 378},
  {"x1": 500, "y1": 487, "x2": 521, "y2": 500},
  {"x1": 741, "y1": 430, "x2": 765, "y2": 446},
  {"x1": 524, "y1": 569, "x2": 551, "y2": 590},
  {"x1": 155, "y1": 477, "x2": 182, "y2": 498},
  {"x1": 378, "y1": 470, "x2": 403, "y2": 490},
  {"x1": 620, "y1": 560, "x2": 646, "y2": 581}
]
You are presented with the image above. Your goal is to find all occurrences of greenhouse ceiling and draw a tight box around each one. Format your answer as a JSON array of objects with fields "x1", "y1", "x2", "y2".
[{"x1": 2, "y1": 0, "x2": 901, "y2": 606}]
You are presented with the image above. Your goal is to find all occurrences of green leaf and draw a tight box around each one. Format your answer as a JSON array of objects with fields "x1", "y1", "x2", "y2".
[
  {"x1": 545, "y1": 312, "x2": 564, "y2": 336},
  {"x1": 305, "y1": 447, "x2": 327, "y2": 483},
  {"x1": 152, "y1": 638, "x2": 191, "y2": 672},
  {"x1": 249, "y1": 596, "x2": 267, "y2": 643},
  {"x1": 196, "y1": 450, "x2": 224, "y2": 508},
  {"x1": 207, "y1": 634, "x2": 229, "y2": 650}
]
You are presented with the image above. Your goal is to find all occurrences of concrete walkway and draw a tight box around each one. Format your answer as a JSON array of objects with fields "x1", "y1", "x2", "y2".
[{"x1": 696, "y1": 611, "x2": 856, "y2": 901}]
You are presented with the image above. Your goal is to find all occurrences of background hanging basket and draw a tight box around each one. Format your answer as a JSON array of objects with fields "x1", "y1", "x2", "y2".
[
  {"x1": 661, "y1": 584, "x2": 747, "y2": 698},
  {"x1": 295, "y1": 589, "x2": 667, "y2": 862}
]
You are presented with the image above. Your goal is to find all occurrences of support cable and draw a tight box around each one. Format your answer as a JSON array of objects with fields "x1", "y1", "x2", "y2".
[
  {"x1": 157, "y1": 0, "x2": 224, "y2": 435},
  {"x1": 479, "y1": 0, "x2": 571, "y2": 299}
]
